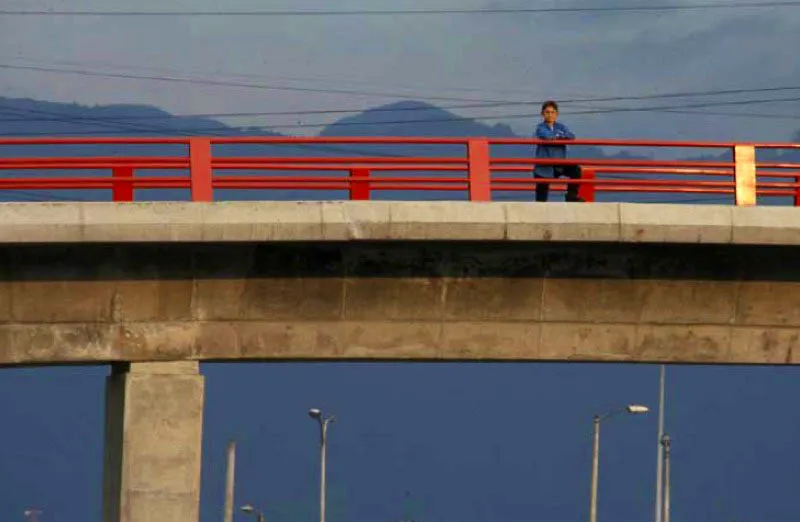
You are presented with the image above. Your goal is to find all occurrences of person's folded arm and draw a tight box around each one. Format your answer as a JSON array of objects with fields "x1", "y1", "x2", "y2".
[
  {"x1": 555, "y1": 125, "x2": 576, "y2": 140},
  {"x1": 535, "y1": 124, "x2": 559, "y2": 140}
]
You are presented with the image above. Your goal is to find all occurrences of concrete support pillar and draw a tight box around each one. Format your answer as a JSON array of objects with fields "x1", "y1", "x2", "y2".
[{"x1": 103, "y1": 361, "x2": 205, "y2": 522}]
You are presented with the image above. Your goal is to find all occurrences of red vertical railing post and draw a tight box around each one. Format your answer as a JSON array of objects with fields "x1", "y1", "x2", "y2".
[
  {"x1": 467, "y1": 139, "x2": 491, "y2": 201},
  {"x1": 189, "y1": 138, "x2": 213, "y2": 202},
  {"x1": 112, "y1": 166, "x2": 134, "y2": 202},
  {"x1": 734, "y1": 144, "x2": 756, "y2": 206},
  {"x1": 578, "y1": 167, "x2": 596, "y2": 203},
  {"x1": 349, "y1": 168, "x2": 371, "y2": 200}
]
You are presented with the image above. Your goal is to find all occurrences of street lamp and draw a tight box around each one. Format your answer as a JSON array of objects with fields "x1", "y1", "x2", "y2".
[
  {"x1": 240, "y1": 504, "x2": 265, "y2": 522},
  {"x1": 23, "y1": 509, "x2": 42, "y2": 522},
  {"x1": 589, "y1": 404, "x2": 649, "y2": 522},
  {"x1": 309, "y1": 407, "x2": 336, "y2": 522}
]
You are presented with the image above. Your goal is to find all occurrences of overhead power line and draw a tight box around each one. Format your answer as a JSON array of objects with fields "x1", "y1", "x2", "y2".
[
  {"x1": 0, "y1": 103, "x2": 423, "y2": 157},
  {"x1": 2, "y1": 59, "x2": 799, "y2": 133},
  {"x1": 4, "y1": 88, "x2": 800, "y2": 123},
  {"x1": 221, "y1": 95, "x2": 800, "y2": 130},
  {"x1": 4, "y1": 54, "x2": 792, "y2": 104},
  {"x1": 4, "y1": 88, "x2": 800, "y2": 122},
  {"x1": 570, "y1": 95, "x2": 800, "y2": 116},
  {"x1": 3, "y1": 94, "x2": 799, "y2": 137},
  {"x1": 1, "y1": 2, "x2": 799, "y2": 16},
  {"x1": 0, "y1": 104, "x2": 192, "y2": 134},
  {"x1": 4, "y1": 61, "x2": 800, "y2": 108},
  {"x1": 0, "y1": 54, "x2": 555, "y2": 98},
  {"x1": 658, "y1": 109, "x2": 800, "y2": 120},
  {"x1": 0, "y1": 63, "x2": 512, "y2": 104},
  {"x1": 0, "y1": 101, "x2": 513, "y2": 122}
]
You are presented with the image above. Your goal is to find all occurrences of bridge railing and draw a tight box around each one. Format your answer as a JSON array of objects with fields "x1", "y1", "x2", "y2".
[{"x1": 0, "y1": 136, "x2": 798, "y2": 205}]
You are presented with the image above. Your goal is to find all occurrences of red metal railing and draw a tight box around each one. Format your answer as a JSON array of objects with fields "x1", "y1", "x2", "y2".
[{"x1": 0, "y1": 136, "x2": 798, "y2": 205}]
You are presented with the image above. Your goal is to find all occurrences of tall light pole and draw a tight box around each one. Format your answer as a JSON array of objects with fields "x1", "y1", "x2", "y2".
[
  {"x1": 654, "y1": 365, "x2": 666, "y2": 522},
  {"x1": 590, "y1": 404, "x2": 650, "y2": 522},
  {"x1": 661, "y1": 435, "x2": 672, "y2": 522},
  {"x1": 309, "y1": 407, "x2": 335, "y2": 522},
  {"x1": 240, "y1": 504, "x2": 265, "y2": 522},
  {"x1": 224, "y1": 440, "x2": 236, "y2": 522}
]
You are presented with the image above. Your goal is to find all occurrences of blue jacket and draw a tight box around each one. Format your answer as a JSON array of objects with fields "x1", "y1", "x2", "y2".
[{"x1": 534, "y1": 121, "x2": 575, "y2": 178}]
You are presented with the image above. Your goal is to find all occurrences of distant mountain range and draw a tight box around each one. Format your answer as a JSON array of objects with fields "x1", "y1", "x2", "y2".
[
  {"x1": 0, "y1": 97, "x2": 271, "y2": 137},
  {"x1": 0, "y1": 96, "x2": 638, "y2": 161},
  {"x1": 319, "y1": 101, "x2": 517, "y2": 138},
  {"x1": 0, "y1": 97, "x2": 514, "y2": 138}
]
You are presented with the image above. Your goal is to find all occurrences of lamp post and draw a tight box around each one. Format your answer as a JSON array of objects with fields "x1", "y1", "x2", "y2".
[
  {"x1": 224, "y1": 441, "x2": 236, "y2": 522},
  {"x1": 590, "y1": 404, "x2": 650, "y2": 522},
  {"x1": 309, "y1": 407, "x2": 336, "y2": 522},
  {"x1": 654, "y1": 365, "x2": 666, "y2": 522},
  {"x1": 661, "y1": 435, "x2": 672, "y2": 522},
  {"x1": 240, "y1": 504, "x2": 265, "y2": 522}
]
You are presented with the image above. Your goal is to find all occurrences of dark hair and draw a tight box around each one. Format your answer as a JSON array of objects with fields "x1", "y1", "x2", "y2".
[{"x1": 541, "y1": 100, "x2": 559, "y2": 113}]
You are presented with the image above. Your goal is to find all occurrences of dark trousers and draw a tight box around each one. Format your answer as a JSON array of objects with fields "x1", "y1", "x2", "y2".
[{"x1": 535, "y1": 165, "x2": 583, "y2": 202}]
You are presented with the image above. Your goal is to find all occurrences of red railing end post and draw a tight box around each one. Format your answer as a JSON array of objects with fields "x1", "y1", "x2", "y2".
[
  {"x1": 734, "y1": 145, "x2": 756, "y2": 206},
  {"x1": 467, "y1": 139, "x2": 491, "y2": 202}
]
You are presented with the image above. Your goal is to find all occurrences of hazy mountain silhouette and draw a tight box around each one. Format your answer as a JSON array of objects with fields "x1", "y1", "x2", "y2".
[
  {"x1": 0, "y1": 97, "x2": 269, "y2": 137},
  {"x1": 319, "y1": 101, "x2": 517, "y2": 138}
]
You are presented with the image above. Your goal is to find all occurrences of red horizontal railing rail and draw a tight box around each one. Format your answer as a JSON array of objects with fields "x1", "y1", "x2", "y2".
[{"x1": 0, "y1": 136, "x2": 798, "y2": 205}]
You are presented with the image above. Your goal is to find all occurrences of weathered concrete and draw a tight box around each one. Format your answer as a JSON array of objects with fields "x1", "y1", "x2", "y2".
[
  {"x1": 4, "y1": 200, "x2": 797, "y2": 522},
  {"x1": 103, "y1": 361, "x2": 204, "y2": 522},
  {"x1": 1, "y1": 201, "x2": 799, "y2": 245},
  {"x1": 1, "y1": 240, "x2": 799, "y2": 365},
  {"x1": 0, "y1": 200, "x2": 797, "y2": 522}
]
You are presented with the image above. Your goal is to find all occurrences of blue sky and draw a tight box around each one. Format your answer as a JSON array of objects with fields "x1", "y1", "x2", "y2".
[
  {"x1": 1, "y1": 363, "x2": 800, "y2": 522},
  {"x1": 0, "y1": 0, "x2": 799, "y2": 142}
]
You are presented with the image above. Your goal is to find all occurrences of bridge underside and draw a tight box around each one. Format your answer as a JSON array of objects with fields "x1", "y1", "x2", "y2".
[{"x1": 1, "y1": 240, "x2": 798, "y2": 366}]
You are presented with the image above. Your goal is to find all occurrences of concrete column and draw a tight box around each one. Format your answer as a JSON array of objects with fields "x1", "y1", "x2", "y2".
[{"x1": 103, "y1": 361, "x2": 205, "y2": 522}]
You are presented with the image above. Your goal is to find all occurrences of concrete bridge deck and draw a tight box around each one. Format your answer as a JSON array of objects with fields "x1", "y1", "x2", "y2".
[
  {"x1": 1, "y1": 200, "x2": 799, "y2": 244},
  {"x1": 1, "y1": 201, "x2": 799, "y2": 367}
]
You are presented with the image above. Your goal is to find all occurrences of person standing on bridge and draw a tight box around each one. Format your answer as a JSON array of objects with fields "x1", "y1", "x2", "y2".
[{"x1": 533, "y1": 100, "x2": 584, "y2": 202}]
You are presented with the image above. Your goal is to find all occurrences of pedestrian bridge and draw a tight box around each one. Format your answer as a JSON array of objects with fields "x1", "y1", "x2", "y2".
[
  {"x1": 1, "y1": 135, "x2": 798, "y2": 367},
  {"x1": 0, "y1": 136, "x2": 798, "y2": 522}
]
